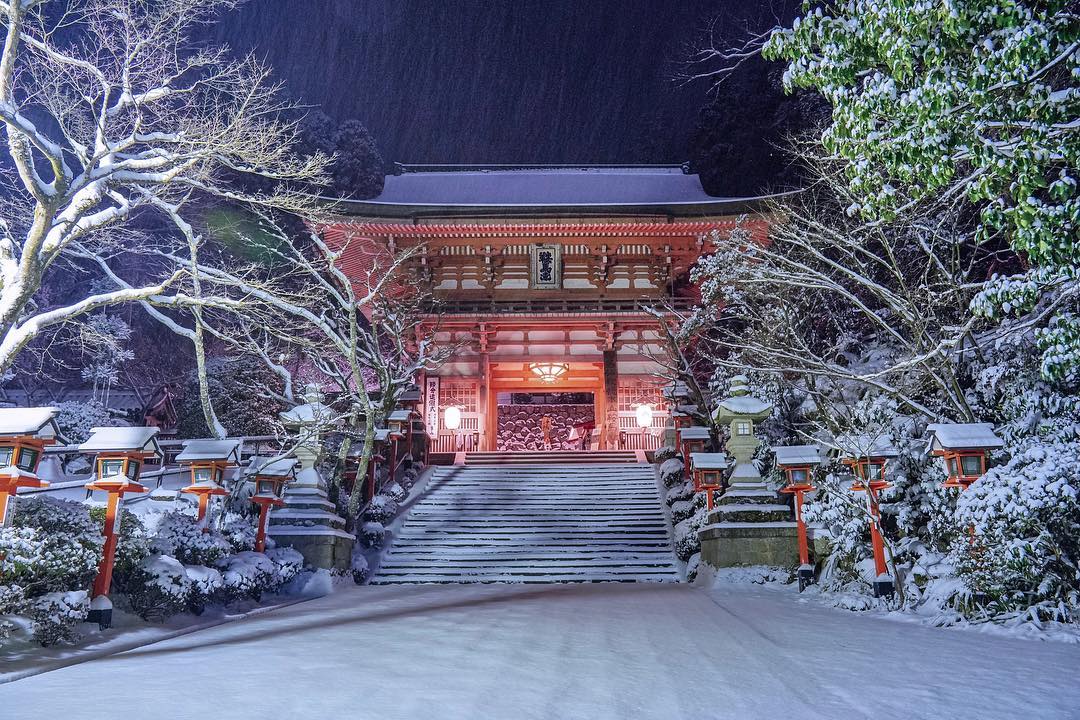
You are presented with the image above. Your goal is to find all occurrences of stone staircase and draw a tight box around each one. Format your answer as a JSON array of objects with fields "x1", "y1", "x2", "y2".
[
  {"x1": 462, "y1": 450, "x2": 641, "y2": 466},
  {"x1": 372, "y1": 461, "x2": 680, "y2": 584}
]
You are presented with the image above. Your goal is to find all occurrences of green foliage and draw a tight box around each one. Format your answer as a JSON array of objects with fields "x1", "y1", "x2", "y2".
[
  {"x1": 55, "y1": 400, "x2": 114, "y2": 444},
  {"x1": 765, "y1": 0, "x2": 1079, "y2": 378},
  {"x1": 2, "y1": 498, "x2": 103, "y2": 597}
]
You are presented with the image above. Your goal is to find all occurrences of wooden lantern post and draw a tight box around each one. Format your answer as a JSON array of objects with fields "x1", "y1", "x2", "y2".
[
  {"x1": 926, "y1": 423, "x2": 1004, "y2": 491},
  {"x1": 80, "y1": 426, "x2": 162, "y2": 628},
  {"x1": 689, "y1": 452, "x2": 729, "y2": 511},
  {"x1": 0, "y1": 407, "x2": 61, "y2": 526},
  {"x1": 835, "y1": 434, "x2": 898, "y2": 598},
  {"x1": 679, "y1": 426, "x2": 711, "y2": 478},
  {"x1": 246, "y1": 456, "x2": 298, "y2": 552},
  {"x1": 773, "y1": 444, "x2": 825, "y2": 590},
  {"x1": 177, "y1": 439, "x2": 243, "y2": 530},
  {"x1": 388, "y1": 409, "x2": 417, "y2": 475}
]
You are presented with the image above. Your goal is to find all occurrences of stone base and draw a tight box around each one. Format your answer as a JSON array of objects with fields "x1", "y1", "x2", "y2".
[
  {"x1": 698, "y1": 522, "x2": 799, "y2": 567},
  {"x1": 86, "y1": 606, "x2": 112, "y2": 630},
  {"x1": 270, "y1": 531, "x2": 354, "y2": 571}
]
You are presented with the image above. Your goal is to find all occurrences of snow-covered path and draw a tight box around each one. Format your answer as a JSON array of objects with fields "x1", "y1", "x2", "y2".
[{"x1": 6, "y1": 583, "x2": 1079, "y2": 719}]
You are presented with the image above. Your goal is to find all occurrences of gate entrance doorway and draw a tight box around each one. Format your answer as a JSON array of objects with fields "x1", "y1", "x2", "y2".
[{"x1": 495, "y1": 392, "x2": 596, "y2": 451}]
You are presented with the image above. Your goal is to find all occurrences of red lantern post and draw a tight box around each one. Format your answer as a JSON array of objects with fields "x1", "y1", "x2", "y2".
[
  {"x1": 926, "y1": 423, "x2": 1004, "y2": 491},
  {"x1": 246, "y1": 456, "x2": 298, "y2": 552},
  {"x1": 773, "y1": 444, "x2": 824, "y2": 591},
  {"x1": 177, "y1": 439, "x2": 243, "y2": 530},
  {"x1": 80, "y1": 426, "x2": 162, "y2": 628},
  {"x1": 835, "y1": 434, "x2": 898, "y2": 598},
  {"x1": 689, "y1": 452, "x2": 728, "y2": 511},
  {"x1": 0, "y1": 408, "x2": 61, "y2": 525}
]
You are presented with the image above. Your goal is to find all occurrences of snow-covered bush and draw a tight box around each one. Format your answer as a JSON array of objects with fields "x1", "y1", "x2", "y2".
[
  {"x1": 183, "y1": 565, "x2": 225, "y2": 614},
  {"x1": 670, "y1": 496, "x2": 702, "y2": 525},
  {"x1": 659, "y1": 458, "x2": 685, "y2": 489},
  {"x1": 654, "y1": 446, "x2": 679, "y2": 463},
  {"x1": 383, "y1": 481, "x2": 408, "y2": 503},
  {"x1": 126, "y1": 555, "x2": 192, "y2": 621},
  {"x1": 673, "y1": 512, "x2": 708, "y2": 562},
  {"x1": 29, "y1": 590, "x2": 89, "y2": 646},
  {"x1": 176, "y1": 357, "x2": 286, "y2": 438},
  {"x1": 151, "y1": 511, "x2": 231, "y2": 566},
  {"x1": 3, "y1": 498, "x2": 102, "y2": 596},
  {"x1": 351, "y1": 551, "x2": 370, "y2": 585},
  {"x1": 217, "y1": 551, "x2": 278, "y2": 600},
  {"x1": 359, "y1": 521, "x2": 386, "y2": 549},
  {"x1": 952, "y1": 441, "x2": 1080, "y2": 623},
  {"x1": 220, "y1": 512, "x2": 259, "y2": 552},
  {"x1": 665, "y1": 481, "x2": 694, "y2": 507},
  {"x1": 685, "y1": 553, "x2": 701, "y2": 583},
  {"x1": 266, "y1": 547, "x2": 305, "y2": 585},
  {"x1": 363, "y1": 494, "x2": 399, "y2": 524},
  {"x1": 55, "y1": 400, "x2": 115, "y2": 444}
]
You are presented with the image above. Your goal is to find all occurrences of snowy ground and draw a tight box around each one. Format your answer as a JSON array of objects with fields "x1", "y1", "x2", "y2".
[{"x1": 5, "y1": 582, "x2": 1079, "y2": 719}]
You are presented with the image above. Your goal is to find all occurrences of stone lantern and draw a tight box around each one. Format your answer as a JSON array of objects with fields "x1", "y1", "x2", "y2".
[
  {"x1": 267, "y1": 384, "x2": 354, "y2": 570},
  {"x1": 176, "y1": 438, "x2": 242, "y2": 529},
  {"x1": 698, "y1": 376, "x2": 798, "y2": 569},
  {"x1": 0, "y1": 407, "x2": 60, "y2": 526}
]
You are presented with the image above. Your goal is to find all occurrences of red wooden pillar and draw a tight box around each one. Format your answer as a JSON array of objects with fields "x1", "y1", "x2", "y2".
[{"x1": 251, "y1": 497, "x2": 283, "y2": 552}]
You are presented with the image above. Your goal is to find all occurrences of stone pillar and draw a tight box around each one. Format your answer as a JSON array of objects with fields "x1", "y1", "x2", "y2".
[
  {"x1": 602, "y1": 349, "x2": 619, "y2": 450},
  {"x1": 268, "y1": 384, "x2": 355, "y2": 571}
]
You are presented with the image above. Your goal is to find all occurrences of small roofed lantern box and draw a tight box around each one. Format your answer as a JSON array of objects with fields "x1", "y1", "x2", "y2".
[
  {"x1": 689, "y1": 452, "x2": 729, "y2": 511},
  {"x1": 679, "y1": 426, "x2": 711, "y2": 478},
  {"x1": 388, "y1": 408, "x2": 417, "y2": 468},
  {"x1": 80, "y1": 426, "x2": 162, "y2": 628},
  {"x1": 834, "y1": 434, "x2": 899, "y2": 598},
  {"x1": 177, "y1": 439, "x2": 243, "y2": 529},
  {"x1": 773, "y1": 444, "x2": 825, "y2": 590},
  {"x1": 0, "y1": 407, "x2": 60, "y2": 526},
  {"x1": 246, "y1": 456, "x2": 298, "y2": 553},
  {"x1": 925, "y1": 423, "x2": 1004, "y2": 490}
]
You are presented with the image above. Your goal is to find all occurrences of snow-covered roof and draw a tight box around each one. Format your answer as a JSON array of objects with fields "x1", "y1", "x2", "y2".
[
  {"x1": 925, "y1": 423, "x2": 1005, "y2": 453},
  {"x1": 247, "y1": 456, "x2": 298, "y2": 478},
  {"x1": 353, "y1": 165, "x2": 735, "y2": 209},
  {"x1": 772, "y1": 445, "x2": 826, "y2": 467},
  {"x1": 680, "y1": 426, "x2": 711, "y2": 441},
  {"x1": 175, "y1": 439, "x2": 243, "y2": 464},
  {"x1": 663, "y1": 380, "x2": 690, "y2": 400},
  {"x1": 716, "y1": 395, "x2": 773, "y2": 417},
  {"x1": 830, "y1": 434, "x2": 898, "y2": 459},
  {"x1": 388, "y1": 409, "x2": 416, "y2": 422},
  {"x1": 0, "y1": 406, "x2": 60, "y2": 440},
  {"x1": 690, "y1": 452, "x2": 729, "y2": 471},
  {"x1": 79, "y1": 426, "x2": 161, "y2": 455},
  {"x1": 398, "y1": 388, "x2": 422, "y2": 403}
]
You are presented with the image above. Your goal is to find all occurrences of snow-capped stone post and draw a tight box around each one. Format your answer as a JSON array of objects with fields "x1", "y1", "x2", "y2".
[
  {"x1": 269, "y1": 385, "x2": 355, "y2": 570},
  {"x1": 834, "y1": 435, "x2": 898, "y2": 598},
  {"x1": 925, "y1": 423, "x2": 1005, "y2": 491},
  {"x1": 80, "y1": 427, "x2": 163, "y2": 628},
  {"x1": 246, "y1": 457, "x2": 298, "y2": 552},
  {"x1": 0, "y1": 407, "x2": 60, "y2": 526},
  {"x1": 698, "y1": 377, "x2": 799, "y2": 569},
  {"x1": 177, "y1": 439, "x2": 243, "y2": 531},
  {"x1": 773, "y1": 445, "x2": 826, "y2": 591}
]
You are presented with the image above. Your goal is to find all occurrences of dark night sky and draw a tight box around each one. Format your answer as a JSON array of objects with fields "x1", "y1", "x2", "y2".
[{"x1": 211, "y1": 1, "x2": 792, "y2": 168}]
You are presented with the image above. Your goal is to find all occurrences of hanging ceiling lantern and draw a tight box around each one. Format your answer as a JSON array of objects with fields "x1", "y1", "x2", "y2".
[{"x1": 529, "y1": 362, "x2": 569, "y2": 383}]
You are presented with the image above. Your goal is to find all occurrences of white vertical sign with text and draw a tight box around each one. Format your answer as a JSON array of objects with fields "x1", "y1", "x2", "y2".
[{"x1": 425, "y1": 376, "x2": 440, "y2": 436}]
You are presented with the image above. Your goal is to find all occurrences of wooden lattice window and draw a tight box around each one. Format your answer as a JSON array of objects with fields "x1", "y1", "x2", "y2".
[
  {"x1": 617, "y1": 379, "x2": 663, "y2": 412},
  {"x1": 439, "y1": 380, "x2": 478, "y2": 413}
]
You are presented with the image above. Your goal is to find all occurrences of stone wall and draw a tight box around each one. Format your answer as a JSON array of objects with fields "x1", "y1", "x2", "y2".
[{"x1": 497, "y1": 404, "x2": 594, "y2": 451}]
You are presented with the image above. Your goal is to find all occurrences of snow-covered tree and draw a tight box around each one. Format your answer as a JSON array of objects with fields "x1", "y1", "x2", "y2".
[{"x1": 0, "y1": 0, "x2": 328, "y2": 382}]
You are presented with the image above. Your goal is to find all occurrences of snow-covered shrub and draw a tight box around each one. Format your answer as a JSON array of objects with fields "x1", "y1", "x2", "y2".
[
  {"x1": 217, "y1": 551, "x2": 278, "y2": 600},
  {"x1": 351, "y1": 552, "x2": 370, "y2": 585},
  {"x1": 183, "y1": 565, "x2": 225, "y2": 614},
  {"x1": 383, "y1": 481, "x2": 407, "y2": 503},
  {"x1": 220, "y1": 512, "x2": 259, "y2": 552},
  {"x1": 29, "y1": 590, "x2": 89, "y2": 646},
  {"x1": 126, "y1": 555, "x2": 192, "y2": 621},
  {"x1": 55, "y1": 400, "x2": 114, "y2": 444},
  {"x1": 176, "y1": 357, "x2": 286, "y2": 438},
  {"x1": 686, "y1": 553, "x2": 701, "y2": 583},
  {"x1": 151, "y1": 511, "x2": 231, "y2": 566},
  {"x1": 266, "y1": 547, "x2": 305, "y2": 585},
  {"x1": 952, "y1": 440, "x2": 1080, "y2": 622},
  {"x1": 673, "y1": 511, "x2": 708, "y2": 562},
  {"x1": 659, "y1": 458, "x2": 685, "y2": 489},
  {"x1": 665, "y1": 481, "x2": 694, "y2": 507},
  {"x1": 670, "y1": 497, "x2": 702, "y2": 525},
  {"x1": 359, "y1": 521, "x2": 385, "y2": 549},
  {"x1": 363, "y1": 494, "x2": 399, "y2": 523},
  {"x1": 654, "y1": 445, "x2": 679, "y2": 463},
  {"x1": 3, "y1": 498, "x2": 102, "y2": 595}
]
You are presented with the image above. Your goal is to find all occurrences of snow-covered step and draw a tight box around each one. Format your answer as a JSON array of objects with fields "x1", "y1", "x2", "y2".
[{"x1": 373, "y1": 462, "x2": 680, "y2": 584}]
